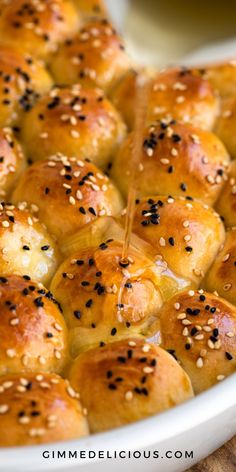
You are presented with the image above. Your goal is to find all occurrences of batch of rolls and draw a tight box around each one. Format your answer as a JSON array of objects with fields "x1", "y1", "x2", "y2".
[{"x1": 0, "y1": 0, "x2": 235, "y2": 447}]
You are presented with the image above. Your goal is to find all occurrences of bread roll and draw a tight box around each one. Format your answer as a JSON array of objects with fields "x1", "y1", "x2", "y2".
[
  {"x1": 0, "y1": 202, "x2": 59, "y2": 285},
  {"x1": 131, "y1": 196, "x2": 225, "y2": 284},
  {"x1": 202, "y1": 61, "x2": 236, "y2": 98},
  {"x1": 204, "y1": 228, "x2": 236, "y2": 305},
  {"x1": 215, "y1": 160, "x2": 236, "y2": 227},
  {"x1": 110, "y1": 69, "x2": 138, "y2": 130},
  {"x1": 51, "y1": 239, "x2": 164, "y2": 354},
  {"x1": 147, "y1": 67, "x2": 219, "y2": 130},
  {"x1": 112, "y1": 120, "x2": 229, "y2": 205},
  {"x1": 12, "y1": 154, "x2": 123, "y2": 242},
  {"x1": 0, "y1": 127, "x2": 26, "y2": 199},
  {"x1": 0, "y1": 274, "x2": 68, "y2": 375},
  {"x1": 0, "y1": 0, "x2": 80, "y2": 61},
  {"x1": 72, "y1": 0, "x2": 107, "y2": 20},
  {"x1": 69, "y1": 338, "x2": 193, "y2": 432},
  {"x1": 50, "y1": 19, "x2": 131, "y2": 93},
  {"x1": 20, "y1": 84, "x2": 126, "y2": 168},
  {"x1": 159, "y1": 290, "x2": 236, "y2": 393},
  {"x1": 215, "y1": 96, "x2": 236, "y2": 159},
  {"x1": 0, "y1": 45, "x2": 52, "y2": 127},
  {"x1": 0, "y1": 372, "x2": 88, "y2": 446}
]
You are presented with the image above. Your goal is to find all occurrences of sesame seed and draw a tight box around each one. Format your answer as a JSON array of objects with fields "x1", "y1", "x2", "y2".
[
  {"x1": 0, "y1": 405, "x2": 9, "y2": 414},
  {"x1": 6, "y1": 349, "x2": 16, "y2": 358},
  {"x1": 143, "y1": 366, "x2": 154, "y2": 374},
  {"x1": 125, "y1": 391, "x2": 133, "y2": 401},
  {"x1": 196, "y1": 357, "x2": 204, "y2": 368},
  {"x1": 217, "y1": 375, "x2": 225, "y2": 381}
]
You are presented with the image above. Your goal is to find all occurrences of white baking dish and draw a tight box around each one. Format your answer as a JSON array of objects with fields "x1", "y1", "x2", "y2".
[{"x1": 0, "y1": 373, "x2": 235, "y2": 472}]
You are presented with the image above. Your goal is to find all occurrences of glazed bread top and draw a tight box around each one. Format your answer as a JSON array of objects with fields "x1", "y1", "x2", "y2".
[
  {"x1": 147, "y1": 67, "x2": 219, "y2": 130},
  {"x1": 12, "y1": 154, "x2": 123, "y2": 241},
  {"x1": 112, "y1": 119, "x2": 229, "y2": 205},
  {"x1": 69, "y1": 338, "x2": 193, "y2": 433},
  {"x1": 215, "y1": 160, "x2": 236, "y2": 227},
  {"x1": 0, "y1": 0, "x2": 80, "y2": 61},
  {"x1": 50, "y1": 19, "x2": 131, "y2": 93},
  {"x1": 131, "y1": 195, "x2": 225, "y2": 284},
  {"x1": 202, "y1": 61, "x2": 236, "y2": 98},
  {"x1": 215, "y1": 96, "x2": 236, "y2": 159},
  {"x1": 0, "y1": 372, "x2": 88, "y2": 446},
  {"x1": 0, "y1": 202, "x2": 60, "y2": 285},
  {"x1": 0, "y1": 45, "x2": 52, "y2": 127},
  {"x1": 0, "y1": 127, "x2": 26, "y2": 199},
  {"x1": 72, "y1": 0, "x2": 107, "y2": 21},
  {"x1": 50, "y1": 239, "x2": 164, "y2": 354},
  {"x1": 159, "y1": 290, "x2": 236, "y2": 393},
  {"x1": 0, "y1": 274, "x2": 68, "y2": 376},
  {"x1": 20, "y1": 84, "x2": 126, "y2": 168},
  {"x1": 204, "y1": 228, "x2": 236, "y2": 305}
]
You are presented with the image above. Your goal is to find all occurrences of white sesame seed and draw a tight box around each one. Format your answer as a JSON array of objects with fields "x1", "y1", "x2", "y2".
[
  {"x1": 143, "y1": 366, "x2": 154, "y2": 374},
  {"x1": 159, "y1": 237, "x2": 166, "y2": 247},
  {"x1": 125, "y1": 391, "x2": 133, "y2": 401},
  {"x1": 217, "y1": 375, "x2": 225, "y2": 381},
  {"x1": 0, "y1": 405, "x2": 9, "y2": 414},
  {"x1": 196, "y1": 357, "x2": 203, "y2": 368},
  {"x1": 38, "y1": 356, "x2": 46, "y2": 365},
  {"x1": 6, "y1": 349, "x2": 16, "y2": 358},
  {"x1": 2, "y1": 220, "x2": 10, "y2": 228},
  {"x1": 142, "y1": 344, "x2": 151, "y2": 353},
  {"x1": 71, "y1": 130, "x2": 80, "y2": 139},
  {"x1": 10, "y1": 318, "x2": 19, "y2": 326}
]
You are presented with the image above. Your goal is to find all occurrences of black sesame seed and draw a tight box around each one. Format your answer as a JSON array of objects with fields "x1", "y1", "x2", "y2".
[
  {"x1": 85, "y1": 299, "x2": 93, "y2": 308},
  {"x1": 117, "y1": 356, "x2": 126, "y2": 363},
  {"x1": 74, "y1": 310, "x2": 81, "y2": 319},
  {"x1": 168, "y1": 237, "x2": 175, "y2": 246},
  {"x1": 225, "y1": 352, "x2": 233, "y2": 361},
  {"x1": 41, "y1": 245, "x2": 49, "y2": 251},
  {"x1": 111, "y1": 327, "x2": 117, "y2": 336},
  {"x1": 34, "y1": 297, "x2": 44, "y2": 307}
]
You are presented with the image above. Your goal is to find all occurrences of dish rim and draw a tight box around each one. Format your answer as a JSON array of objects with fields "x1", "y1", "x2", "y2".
[{"x1": 0, "y1": 372, "x2": 235, "y2": 469}]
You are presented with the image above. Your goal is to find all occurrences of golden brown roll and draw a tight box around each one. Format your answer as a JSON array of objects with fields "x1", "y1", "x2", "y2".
[
  {"x1": 147, "y1": 67, "x2": 219, "y2": 130},
  {"x1": 20, "y1": 85, "x2": 126, "y2": 168},
  {"x1": 202, "y1": 60, "x2": 236, "y2": 98},
  {"x1": 0, "y1": 127, "x2": 26, "y2": 199},
  {"x1": 131, "y1": 196, "x2": 225, "y2": 285},
  {"x1": 0, "y1": 274, "x2": 68, "y2": 375},
  {"x1": 110, "y1": 69, "x2": 138, "y2": 130},
  {"x1": 50, "y1": 19, "x2": 131, "y2": 93},
  {"x1": 110, "y1": 68, "x2": 156, "y2": 130},
  {"x1": 159, "y1": 290, "x2": 236, "y2": 393},
  {"x1": 0, "y1": 202, "x2": 60, "y2": 285},
  {"x1": 215, "y1": 160, "x2": 236, "y2": 227},
  {"x1": 12, "y1": 154, "x2": 123, "y2": 242},
  {"x1": 0, "y1": 0, "x2": 80, "y2": 61},
  {"x1": 69, "y1": 338, "x2": 193, "y2": 433},
  {"x1": 51, "y1": 239, "x2": 164, "y2": 354},
  {"x1": 112, "y1": 120, "x2": 230, "y2": 205},
  {"x1": 72, "y1": 0, "x2": 107, "y2": 20},
  {"x1": 204, "y1": 229, "x2": 236, "y2": 305},
  {"x1": 0, "y1": 45, "x2": 53, "y2": 127},
  {"x1": 0, "y1": 372, "x2": 89, "y2": 446},
  {"x1": 215, "y1": 96, "x2": 236, "y2": 159}
]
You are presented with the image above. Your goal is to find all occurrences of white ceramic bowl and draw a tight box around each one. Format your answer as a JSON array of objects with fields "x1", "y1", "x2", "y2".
[{"x1": 0, "y1": 373, "x2": 235, "y2": 472}]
